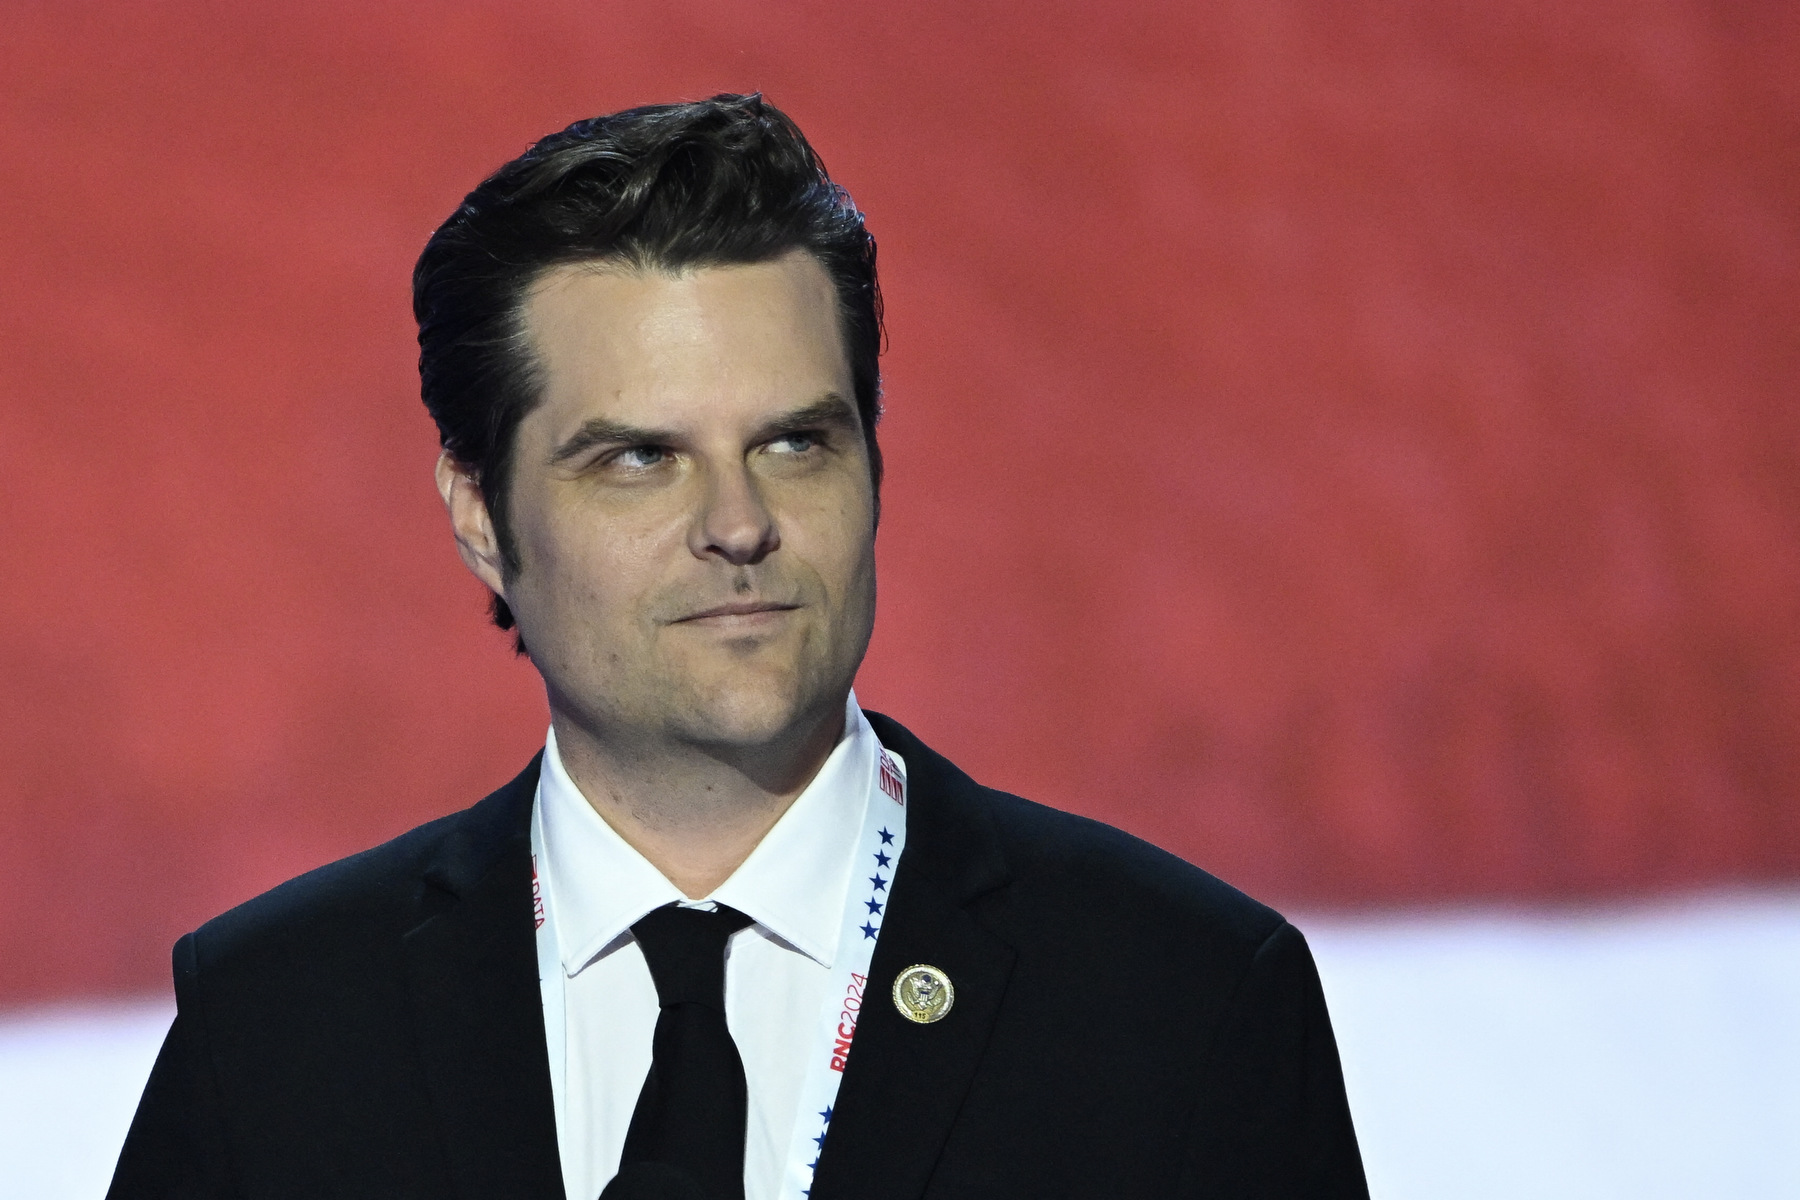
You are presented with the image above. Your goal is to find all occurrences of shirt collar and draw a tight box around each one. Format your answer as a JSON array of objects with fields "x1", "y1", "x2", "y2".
[{"x1": 537, "y1": 693, "x2": 876, "y2": 977}]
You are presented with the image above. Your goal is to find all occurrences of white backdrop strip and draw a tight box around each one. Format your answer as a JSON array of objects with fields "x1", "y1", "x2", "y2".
[{"x1": 1305, "y1": 890, "x2": 1800, "y2": 1199}]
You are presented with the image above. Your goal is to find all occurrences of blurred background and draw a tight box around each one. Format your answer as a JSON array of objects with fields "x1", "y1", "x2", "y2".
[{"x1": 2, "y1": 2, "x2": 1797, "y2": 1196}]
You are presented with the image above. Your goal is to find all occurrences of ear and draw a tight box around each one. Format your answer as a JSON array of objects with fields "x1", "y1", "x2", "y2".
[{"x1": 435, "y1": 451, "x2": 510, "y2": 598}]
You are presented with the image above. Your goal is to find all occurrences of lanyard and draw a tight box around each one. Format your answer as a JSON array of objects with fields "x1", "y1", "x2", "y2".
[
  {"x1": 530, "y1": 800, "x2": 568, "y2": 1152},
  {"x1": 531, "y1": 735, "x2": 910, "y2": 1200}
]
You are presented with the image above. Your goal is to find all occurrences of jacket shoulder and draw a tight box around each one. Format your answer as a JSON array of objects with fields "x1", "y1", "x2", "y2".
[
  {"x1": 867, "y1": 710, "x2": 1285, "y2": 958},
  {"x1": 188, "y1": 759, "x2": 539, "y2": 971},
  {"x1": 978, "y1": 784, "x2": 1286, "y2": 948}
]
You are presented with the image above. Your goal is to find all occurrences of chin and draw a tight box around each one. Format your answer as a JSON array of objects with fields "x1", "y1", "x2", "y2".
[{"x1": 676, "y1": 666, "x2": 839, "y2": 749}]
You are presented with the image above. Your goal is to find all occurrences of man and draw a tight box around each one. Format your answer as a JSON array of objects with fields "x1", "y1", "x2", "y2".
[{"x1": 110, "y1": 94, "x2": 1367, "y2": 1200}]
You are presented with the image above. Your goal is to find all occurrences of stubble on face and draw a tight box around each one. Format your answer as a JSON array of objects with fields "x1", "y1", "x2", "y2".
[{"x1": 498, "y1": 251, "x2": 877, "y2": 786}]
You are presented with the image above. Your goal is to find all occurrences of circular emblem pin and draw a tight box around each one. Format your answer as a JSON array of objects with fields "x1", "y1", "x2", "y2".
[{"x1": 892, "y1": 964, "x2": 955, "y2": 1024}]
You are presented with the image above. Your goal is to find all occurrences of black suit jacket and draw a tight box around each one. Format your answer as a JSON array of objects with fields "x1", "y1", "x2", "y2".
[{"x1": 110, "y1": 712, "x2": 1367, "y2": 1199}]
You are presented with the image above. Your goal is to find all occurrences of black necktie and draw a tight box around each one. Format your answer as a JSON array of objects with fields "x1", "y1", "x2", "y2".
[{"x1": 606, "y1": 902, "x2": 755, "y2": 1200}]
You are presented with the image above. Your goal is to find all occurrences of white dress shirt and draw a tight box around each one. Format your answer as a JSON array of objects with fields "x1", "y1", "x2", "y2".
[{"x1": 535, "y1": 695, "x2": 881, "y2": 1200}]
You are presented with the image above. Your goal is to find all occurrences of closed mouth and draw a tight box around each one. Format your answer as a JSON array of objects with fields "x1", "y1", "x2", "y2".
[{"x1": 673, "y1": 601, "x2": 800, "y2": 623}]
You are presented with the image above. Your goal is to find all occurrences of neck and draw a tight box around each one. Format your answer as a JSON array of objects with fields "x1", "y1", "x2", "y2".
[{"x1": 548, "y1": 703, "x2": 846, "y2": 899}]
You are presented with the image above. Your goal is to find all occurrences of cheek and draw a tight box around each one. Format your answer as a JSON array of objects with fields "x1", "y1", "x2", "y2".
[
  {"x1": 514, "y1": 501, "x2": 656, "y2": 614},
  {"x1": 802, "y1": 496, "x2": 878, "y2": 612}
]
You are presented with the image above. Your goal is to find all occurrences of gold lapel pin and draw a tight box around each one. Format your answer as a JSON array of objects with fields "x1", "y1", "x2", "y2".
[{"x1": 892, "y1": 964, "x2": 955, "y2": 1024}]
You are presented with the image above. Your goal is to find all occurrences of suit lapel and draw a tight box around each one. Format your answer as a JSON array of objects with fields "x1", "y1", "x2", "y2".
[
  {"x1": 813, "y1": 714, "x2": 1017, "y2": 1200},
  {"x1": 402, "y1": 757, "x2": 565, "y2": 1200}
]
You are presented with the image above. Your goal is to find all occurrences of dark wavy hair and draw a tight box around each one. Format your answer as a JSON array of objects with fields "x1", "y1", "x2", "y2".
[{"x1": 413, "y1": 93, "x2": 883, "y2": 635}]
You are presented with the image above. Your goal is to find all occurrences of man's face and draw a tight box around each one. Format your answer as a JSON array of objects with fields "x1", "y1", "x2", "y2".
[{"x1": 446, "y1": 250, "x2": 877, "y2": 757}]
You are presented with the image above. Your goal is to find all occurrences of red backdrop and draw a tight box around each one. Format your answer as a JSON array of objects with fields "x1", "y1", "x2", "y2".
[{"x1": 3, "y1": 1, "x2": 1797, "y2": 1004}]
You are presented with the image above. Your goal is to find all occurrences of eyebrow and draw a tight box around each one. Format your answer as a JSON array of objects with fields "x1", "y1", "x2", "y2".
[
  {"x1": 547, "y1": 392, "x2": 860, "y2": 466},
  {"x1": 756, "y1": 393, "x2": 861, "y2": 440},
  {"x1": 547, "y1": 416, "x2": 665, "y2": 466}
]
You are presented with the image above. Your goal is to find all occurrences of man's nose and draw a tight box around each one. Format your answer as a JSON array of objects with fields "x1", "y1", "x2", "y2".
[{"x1": 689, "y1": 461, "x2": 779, "y2": 565}]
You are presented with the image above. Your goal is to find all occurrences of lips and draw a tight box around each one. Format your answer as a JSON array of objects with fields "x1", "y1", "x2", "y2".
[{"x1": 673, "y1": 601, "x2": 800, "y2": 623}]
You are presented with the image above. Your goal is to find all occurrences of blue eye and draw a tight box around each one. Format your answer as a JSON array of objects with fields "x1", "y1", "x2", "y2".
[
  {"x1": 616, "y1": 445, "x2": 668, "y2": 468},
  {"x1": 769, "y1": 433, "x2": 818, "y2": 454}
]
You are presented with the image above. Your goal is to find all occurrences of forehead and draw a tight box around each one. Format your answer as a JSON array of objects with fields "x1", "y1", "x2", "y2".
[{"x1": 519, "y1": 251, "x2": 850, "y2": 433}]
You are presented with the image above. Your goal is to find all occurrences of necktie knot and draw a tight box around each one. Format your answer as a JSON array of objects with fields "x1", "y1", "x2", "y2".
[{"x1": 630, "y1": 903, "x2": 754, "y2": 1011}]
